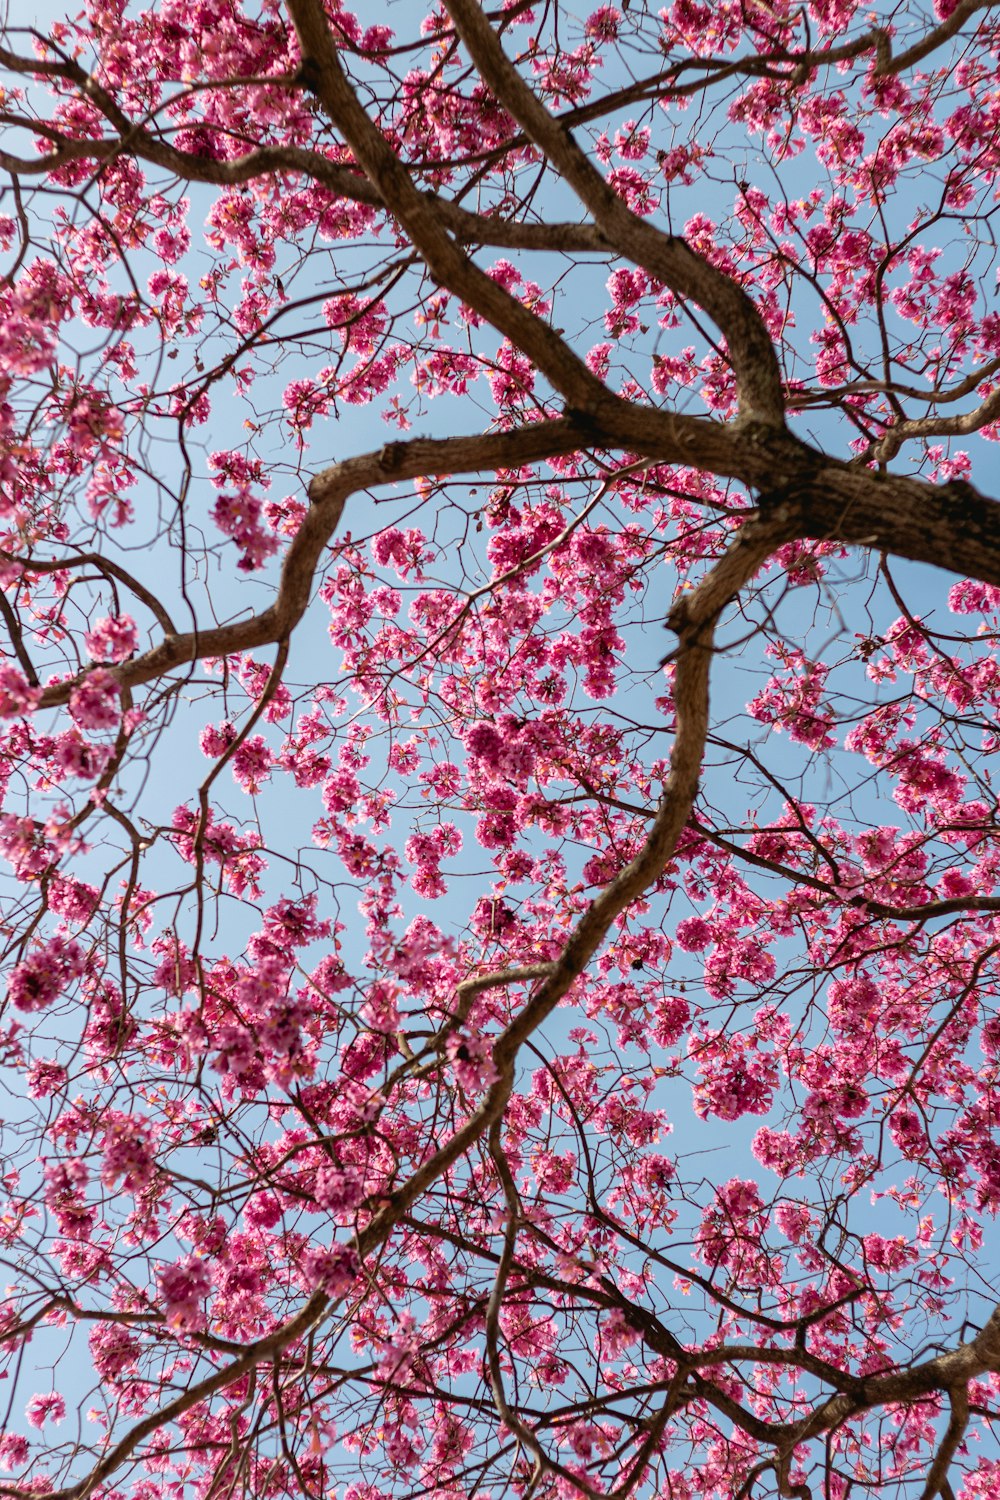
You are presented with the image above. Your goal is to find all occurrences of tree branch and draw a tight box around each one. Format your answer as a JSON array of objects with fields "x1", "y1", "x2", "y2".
[{"x1": 440, "y1": 0, "x2": 786, "y2": 429}]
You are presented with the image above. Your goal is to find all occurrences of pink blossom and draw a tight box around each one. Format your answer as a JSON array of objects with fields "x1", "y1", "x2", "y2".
[
  {"x1": 100, "y1": 1112, "x2": 158, "y2": 1192},
  {"x1": 211, "y1": 486, "x2": 280, "y2": 571},
  {"x1": 446, "y1": 1031, "x2": 499, "y2": 1092},
  {"x1": 0, "y1": 1432, "x2": 29, "y2": 1471},
  {"x1": 26, "y1": 1059, "x2": 68, "y2": 1098},
  {"x1": 232, "y1": 733, "x2": 273, "y2": 793},
  {"x1": 863, "y1": 1233, "x2": 919, "y2": 1273},
  {"x1": 243, "y1": 1192, "x2": 283, "y2": 1231},
  {"x1": 692, "y1": 1030, "x2": 778, "y2": 1121},
  {"x1": 302, "y1": 1243, "x2": 360, "y2": 1297},
  {"x1": 314, "y1": 1164, "x2": 366, "y2": 1214},
  {"x1": 47, "y1": 874, "x2": 100, "y2": 921},
  {"x1": 614, "y1": 121, "x2": 651, "y2": 160},
  {"x1": 89, "y1": 1323, "x2": 141, "y2": 1382},
  {"x1": 200, "y1": 720, "x2": 239, "y2": 756},
  {"x1": 404, "y1": 822, "x2": 462, "y2": 899},
  {"x1": 44, "y1": 1158, "x2": 94, "y2": 1239},
  {"x1": 0, "y1": 667, "x2": 41, "y2": 718},
  {"x1": 69, "y1": 668, "x2": 122, "y2": 731},
  {"x1": 158, "y1": 1254, "x2": 212, "y2": 1332},
  {"x1": 25, "y1": 1392, "x2": 65, "y2": 1429},
  {"x1": 775, "y1": 1202, "x2": 813, "y2": 1244},
  {"x1": 675, "y1": 916, "x2": 713, "y2": 951},
  {"x1": 8, "y1": 937, "x2": 86, "y2": 1013},
  {"x1": 371, "y1": 526, "x2": 432, "y2": 575},
  {"x1": 45, "y1": 729, "x2": 112, "y2": 781},
  {"x1": 84, "y1": 614, "x2": 138, "y2": 663}
]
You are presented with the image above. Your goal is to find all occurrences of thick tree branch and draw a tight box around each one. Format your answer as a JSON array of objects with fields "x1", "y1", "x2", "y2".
[
  {"x1": 285, "y1": 0, "x2": 612, "y2": 416},
  {"x1": 441, "y1": 0, "x2": 786, "y2": 429},
  {"x1": 35, "y1": 420, "x2": 616, "y2": 707},
  {"x1": 873, "y1": 0, "x2": 998, "y2": 74},
  {"x1": 779, "y1": 464, "x2": 1000, "y2": 586},
  {"x1": 30, "y1": 420, "x2": 1000, "y2": 713},
  {"x1": 871, "y1": 383, "x2": 1000, "y2": 462}
]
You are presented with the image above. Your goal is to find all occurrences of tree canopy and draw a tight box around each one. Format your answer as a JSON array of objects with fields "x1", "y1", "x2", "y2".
[{"x1": 3, "y1": 1, "x2": 1000, "y2": 1498}]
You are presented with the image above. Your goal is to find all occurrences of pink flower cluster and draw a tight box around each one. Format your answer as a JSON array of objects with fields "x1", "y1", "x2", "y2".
[
  {"x1": 8, "y1": 936, "x2": 86, "y2": 1013},
  {"x1": 100, "y1": 1111, "x2": 158, "y2": 1192},
  {"x1": 158, "y1": 1254, "x2": 212, "y2": 1332},
  {"x1": 84, "y1": 614, "x2": 138, "y2": 662},
  {"x1": 25, "y1": 1392, "x2": 65, "y2": 1430},
  {"x1": 0, "y1": 667, "x2": 41, "y2": 718},
  {"x1": 69, "y1": 667, "x2": 122, "y2": 730},
  {"x1": 44, "y1": 1158, "x2": 94, "y2": 1239}
]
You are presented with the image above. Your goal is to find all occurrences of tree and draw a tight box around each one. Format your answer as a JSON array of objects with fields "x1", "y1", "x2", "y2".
[{"x1": 3, "y1": 0, "x2": 1000, "y2": 1495}]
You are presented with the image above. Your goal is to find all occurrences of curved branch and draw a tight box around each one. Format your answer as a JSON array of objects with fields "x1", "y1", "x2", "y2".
[
  {"x1": 488, "y1": 508, "x2": 797, "y2": 1065},
  {"x1": 0, "y1": 125, "x2": 615, "y2": 256},
  {"x1": 20, "y1": 492, "x2": 796, "y2": 1500},
  {"x1": 34, "y1": 418, "x2": 613, "y2": 708},
  {"x1": 872, "y1": 383, "x2": 1000, "y2": 462},
  {"x1": 23, "y1": 1285, "x2": 333, "y2": 1500},
  {"x1": 873, "y1": 0, "x2": 998, "y2": 75},
  {"x1": 440, "y1": 0, "x2": 786, "y2": 428},
  {"x1": 285, "y1": 0, "x2": 612, "y2": 416},
  {"x1": 920, "y1": 1388, "x2": 970, "y2": 1500},
  {"x1": 788, "y1": 357, "x2": 1000, "y2": 414},
  {"x1": 1, "y1": 550, "x2": 177, "y2": 637},
  {"x1": 691, "y1": 818, "x2": 1000, "y2": 925}
]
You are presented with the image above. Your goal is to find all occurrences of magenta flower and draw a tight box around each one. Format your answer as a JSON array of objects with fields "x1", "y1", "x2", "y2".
[{"x1": 25, "y1": 1392, "x2": 65, "y2": 1429}]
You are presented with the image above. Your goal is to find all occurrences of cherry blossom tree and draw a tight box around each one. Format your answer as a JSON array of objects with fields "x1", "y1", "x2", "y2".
[{"x1": 4, "y1": 0, "x2": 1000, "y2": 1497}]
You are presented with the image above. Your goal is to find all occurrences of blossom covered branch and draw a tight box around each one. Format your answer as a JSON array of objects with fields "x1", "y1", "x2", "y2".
[{"x1": 3, "y1": 2, "x2": 1000, "y2": 1500}]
